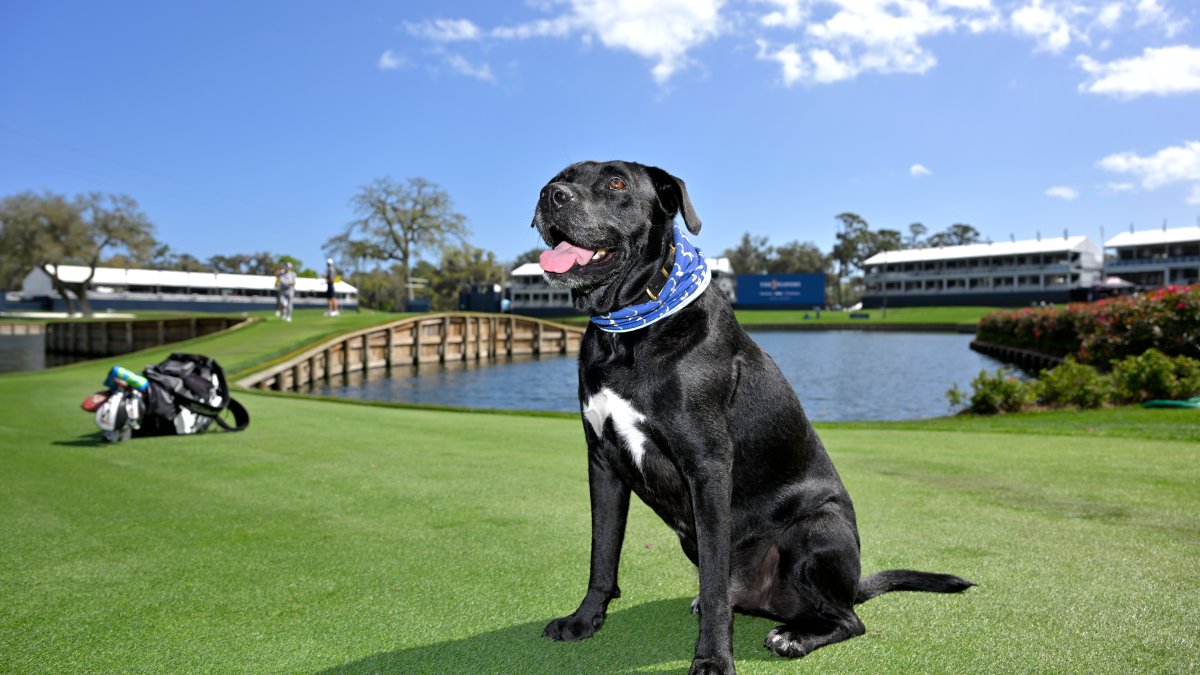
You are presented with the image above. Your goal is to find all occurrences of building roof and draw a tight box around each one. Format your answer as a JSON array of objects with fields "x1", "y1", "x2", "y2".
[
  {"x1": 863, "y1": 236, "x2": 1099, "y2": 266},
  {"x1": 511, "y1": 262, "x2": 545, "y2": 277},
  {"x1": 1104, "y1": 226, "x2": 1200, "y2": 248},
  {"x1": 40, "y1": 265, "x2": 358, "y2": 294}
]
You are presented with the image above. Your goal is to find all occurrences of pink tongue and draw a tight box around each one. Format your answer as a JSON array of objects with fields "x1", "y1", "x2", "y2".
[{"x1": 539, "y1": 240, "x2": 595, "y2": 273}]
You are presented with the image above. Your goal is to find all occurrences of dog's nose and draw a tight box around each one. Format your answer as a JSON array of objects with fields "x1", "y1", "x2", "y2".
[{"x1": 541, "y1": 184, "x2": 573, "y2": 208}]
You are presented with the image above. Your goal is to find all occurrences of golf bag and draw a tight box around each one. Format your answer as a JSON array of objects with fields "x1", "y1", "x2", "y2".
[{"x1": 86, "y1": 353, "x2": 250, "y2": 442}]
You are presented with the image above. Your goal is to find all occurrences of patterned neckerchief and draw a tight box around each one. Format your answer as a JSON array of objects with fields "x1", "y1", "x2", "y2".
[{"x1": 591, "y1": 224, "x2": 711, "y2": 333}]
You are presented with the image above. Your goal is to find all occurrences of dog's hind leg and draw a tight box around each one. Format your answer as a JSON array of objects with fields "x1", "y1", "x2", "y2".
[{"x1": 762, "y1": 505, "x2": 867, "y2": 658}]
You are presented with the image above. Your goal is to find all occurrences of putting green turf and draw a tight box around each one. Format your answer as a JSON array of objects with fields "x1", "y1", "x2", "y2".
[{"x1": 2, "y1": 314, "x2": 1198, "y2": 673}]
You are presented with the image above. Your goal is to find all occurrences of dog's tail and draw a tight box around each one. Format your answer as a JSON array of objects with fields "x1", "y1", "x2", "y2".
[{"x1": 855, "y1": 569, "x2": 976, "y2": 604}]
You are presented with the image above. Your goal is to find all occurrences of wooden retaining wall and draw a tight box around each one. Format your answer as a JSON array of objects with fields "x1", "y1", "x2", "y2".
[
  {"x1": 43, "y1": 316, "x2": 247, "y2": 358},
  {"x1": 970, "y1": 340, "x2": 1064, "y2": 373},
  {"x1": 238, "y1": 313, "x2": 584, "y2": 392},
  {"x1": 0, "y1": 323, "x2": 45, "y2": 336}
]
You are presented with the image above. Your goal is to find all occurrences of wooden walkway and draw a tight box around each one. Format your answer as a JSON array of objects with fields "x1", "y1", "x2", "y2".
[{"x1": 238, "y1": 312, "x2": 584, "y2": 392}]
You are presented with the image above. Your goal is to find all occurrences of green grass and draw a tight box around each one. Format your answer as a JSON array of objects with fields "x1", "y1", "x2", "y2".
[
  {"x1": 2, "y1": 316, "x2": 1199, "y2": 673},
  {"x1": 734, "y1": 306, "x2": 998, "y2": 327}
]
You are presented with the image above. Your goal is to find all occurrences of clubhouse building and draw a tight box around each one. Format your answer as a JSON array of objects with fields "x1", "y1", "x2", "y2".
[
  {"x1": 12, "y1": 265, "x2": 358, "y2": 313},
  {"x1": 861, "y1": 236, "x2": 1104, "y2": 308},
  {"x1": 1103, "y1": 226, "x2": 1200, "y2": 288}
]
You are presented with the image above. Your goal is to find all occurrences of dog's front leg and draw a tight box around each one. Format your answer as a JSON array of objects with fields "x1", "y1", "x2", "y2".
[
  {"x1": 688, "y1": 453, "x2": 735, "y2": 675},
  {"x1": 544, "y1": 453, "x2": 630, "y2": 642}
]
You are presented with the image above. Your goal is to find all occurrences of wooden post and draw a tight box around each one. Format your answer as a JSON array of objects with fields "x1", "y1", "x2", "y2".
[
  {"x1": 292, "y1": 364, "x2": 302, "y2": 391},
  {"x1": 413, "y1": 321, "x2": 422, "y2": 365},
  {"x1": 534, "y1": 321, "x2": 542, "y2": 355},
  {"x1": 462, "y1": 316, "x2": 471, "y2": 362},
  {"x1": 189, "y1": 317, "x2": 198, "y2": 339},
  {"x1": 308, "y1": 356, "x2": 317, "y2": 387},
  {"x1": 506, "y1": 317, "x2": 514, "y2": 356},
  {"x1": 157, "y1": 320, "x2": 165, "y2": 346},
  {"x1": 323, "y1": 348, "x2": 333, "y2": 381},
  {"x1": 125, "y1": 321, "x2": 134, "y2": 352},
  {"x1": 342, "y1": 341, "x2": 350, "y2": 379},
  {"x1": 561, "y1": 328, "x2": 569, "y2": 355},
  {"x1": 385, "y1": 326, "x2": 395, "y2": 369},
  {"x1": 440, "y1": 316, "x2": 450, "y2": 363},
  {"x1": 361, "y1": 334, "x2": 370, "y2": 375}
]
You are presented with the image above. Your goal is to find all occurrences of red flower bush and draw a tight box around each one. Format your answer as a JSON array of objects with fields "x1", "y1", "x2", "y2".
[{"x1": 976, "y1": 284, "x2": 1200, "y2": 366}]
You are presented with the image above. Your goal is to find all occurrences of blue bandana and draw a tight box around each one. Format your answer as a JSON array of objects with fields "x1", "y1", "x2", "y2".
[{"x1": 591, "y1": 224, "x2": 711, "y2": 333}]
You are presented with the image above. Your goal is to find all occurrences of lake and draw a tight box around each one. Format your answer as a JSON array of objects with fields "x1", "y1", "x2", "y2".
[{"x1": 311, "y1": 330, "x2": 1005, "y2": 422}]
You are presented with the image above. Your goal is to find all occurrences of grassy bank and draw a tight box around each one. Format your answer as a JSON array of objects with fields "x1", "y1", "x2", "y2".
[
  {"x1": 2, "y1": 316, "x2": 1198, "y2": 673},
  {"x1": 734, "y1": 306, "x2": 997, "y2": 327}
]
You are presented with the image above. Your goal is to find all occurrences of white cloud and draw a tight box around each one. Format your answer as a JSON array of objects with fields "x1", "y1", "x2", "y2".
[
  {"x1": 410, "y1": 1, "x2": 724, "y2": 84},
  {"x1": 910, "y1": 163, "x2": 933, "y2": 176},
  {"x1": 1077, "y1": 45, "x2": 1200, "y2": 99},
  {"x1": 444, "y1": 54, "x2": 496, "y2": 82},
  {"x1": 1134, "y1": 0, "x2": 1187, "y2": 36},
  {"x1": 1095, "y1": 2, "x2": 1124, "y2": 30},
  {"x1": 755, "y1": 0, "x2": 979, "y2": 85},
  {"x1": 378, "y1": 49, "x2": 405, "y2": 71},
  {"x1": 1104, "y1": 181, "x2": 1136, "y2": 193},
  {"x1": 759, "y1": 0, "x2": 807, "y2": 28},
  {"x1": 1045, "y1": 185, "x2": 1079, "y2": 200},
  {"x1": 1010, "y1": 0, "x2": 1074, "y2": 53},
  {"x1": 1098, "y1": 141, "x2": 1200, "y2": 203},
  {"x1": 405, "y1": 18, "x2": 482, "y2": 42},
  {"x1": 567, "y1": 0, "x2": 725, "y2": 83}
]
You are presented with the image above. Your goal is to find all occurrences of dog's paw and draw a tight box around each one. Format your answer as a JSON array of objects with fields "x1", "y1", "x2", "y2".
[
  {"x1": 542, "y1": 612, "x2": 604, "y2": 642},
  {"x1": 688, "y1": 655, "x2": 735, "y2": 675},
  {"x1": 764, "y1": 626, "x2": 808, "y2": 658},
  {"x1": 690, "y1": 595, "x2": 701, "y2": 614}
]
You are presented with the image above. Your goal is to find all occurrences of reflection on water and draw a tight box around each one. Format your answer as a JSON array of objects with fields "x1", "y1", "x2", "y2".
[{"x1": 312, "y1": 330, "x2": 1005, "y2": 422}]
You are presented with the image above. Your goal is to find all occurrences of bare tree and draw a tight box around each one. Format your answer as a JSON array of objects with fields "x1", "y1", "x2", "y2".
[{"x1": 325, "y1": 177, "x2": 468, "y2": 311}]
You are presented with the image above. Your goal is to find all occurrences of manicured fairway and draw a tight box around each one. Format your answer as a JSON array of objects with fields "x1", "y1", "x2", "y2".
[{"x1": 2, "y1": 317, "x2": 1198, "y2": 673}]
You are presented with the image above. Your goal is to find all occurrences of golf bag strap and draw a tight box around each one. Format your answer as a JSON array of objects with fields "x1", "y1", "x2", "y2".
[{"x1": 211, "y1": 397, "x2": 251, "y2": 432}]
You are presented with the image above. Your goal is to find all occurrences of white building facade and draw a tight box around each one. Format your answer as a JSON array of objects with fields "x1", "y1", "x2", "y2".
[
  {"x1": 1104, "y1": 227, "x2": 1200, "y2": 288},
  {"x1": 861, "y1": 236, "x2": 1104, "y2": 308},
  {"x1": 17, "y1": 265, "x2": 358, "y2": 313}
]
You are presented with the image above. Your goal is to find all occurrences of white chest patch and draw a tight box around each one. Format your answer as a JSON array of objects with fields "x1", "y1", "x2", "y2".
[{"x1": 583, "y1": 388, "x2": 648, "y2": 471}]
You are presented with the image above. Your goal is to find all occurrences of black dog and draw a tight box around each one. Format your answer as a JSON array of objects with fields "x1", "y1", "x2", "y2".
[{"x1": 533, "y1": 160, "x2": 972, "y2": 674}]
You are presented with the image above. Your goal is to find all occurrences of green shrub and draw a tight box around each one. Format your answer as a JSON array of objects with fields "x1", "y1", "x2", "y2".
[
  {"x1": 1034, "y1": 357, "x2": 1110, "y2": 409},
  {"x1": 1110, "y1": 349, "x2": 1200, "y2": 402},
  {"x1": 956, "y1": 368, "x2": 1032, "y2": 415}
]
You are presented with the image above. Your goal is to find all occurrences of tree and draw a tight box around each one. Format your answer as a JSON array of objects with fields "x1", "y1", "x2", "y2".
[
  {"x1": 723, "y1": 232, "x2": 773, "y2": 275},
  {"x1": 325, "y1": 177, "x2": 468, "y2": 311},
  {"x1": 830, "y1": 212, "x2": 870, "y2": 307},
  {"x1": 766, "y1": 240, "x2": 829, "y2": 275},
  {"x1": 413, "y1": 243, "x2": 507, "y2": 311},
  {"x1": 0, "y1": 191, "x2": 156, "y2": 315},
  {"x1": 927, "y1": 223, "x2": 981, "y2": 247},
  {"x1": 906, "y1": 222, "x2": 927, "y2": 249}
]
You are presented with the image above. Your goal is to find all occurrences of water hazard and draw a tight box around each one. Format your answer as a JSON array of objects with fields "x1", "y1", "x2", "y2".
[{"x1": 311, "y1": 330, "x2": 1005, "y2": 422}]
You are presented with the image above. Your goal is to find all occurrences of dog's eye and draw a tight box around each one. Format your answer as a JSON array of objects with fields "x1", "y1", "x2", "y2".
[{"x1": 608, "y1": 177, "x2": 626, "y2": 191}]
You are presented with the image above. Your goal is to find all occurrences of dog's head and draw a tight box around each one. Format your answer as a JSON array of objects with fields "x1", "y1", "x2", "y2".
[{"x1": 531, "y1": 160, "x2": 701, "y2": 315}]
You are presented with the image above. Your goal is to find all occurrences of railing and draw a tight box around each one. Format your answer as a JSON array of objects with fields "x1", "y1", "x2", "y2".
[
  {"x1": 1108, "y1": 255, "x2": 1200, "y2": 267},
  {"x1": 237, "y1": 312, "x2": 584, "y2": 392}
]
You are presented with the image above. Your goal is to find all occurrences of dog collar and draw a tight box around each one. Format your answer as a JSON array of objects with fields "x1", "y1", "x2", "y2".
[{"x1": 591, "y1": 224, "x2": 711, "y2": 333}]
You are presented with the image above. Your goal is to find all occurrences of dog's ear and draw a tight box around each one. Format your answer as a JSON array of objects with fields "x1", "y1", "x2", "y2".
[{"x1": 645, "y1": 166, "x2": 701, "y2": 235}]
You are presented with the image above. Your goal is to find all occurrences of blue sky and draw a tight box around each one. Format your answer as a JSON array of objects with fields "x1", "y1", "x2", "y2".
[{"x1": 2, "y1": 0, "x2": 1198, "y2": 272}]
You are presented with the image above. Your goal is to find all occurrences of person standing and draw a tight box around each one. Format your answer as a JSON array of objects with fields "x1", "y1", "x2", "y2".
[
  {"x1": 278, "y1": 261, "x2": 297, "y2": 322},
  {"x1": 325, "y1": 258, "x2": 339, "y2": 317}
]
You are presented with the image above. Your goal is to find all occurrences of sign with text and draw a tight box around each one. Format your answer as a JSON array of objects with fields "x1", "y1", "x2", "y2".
[{"x1": 736, "y1": 273, "x2": 826, "y2": 308}]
